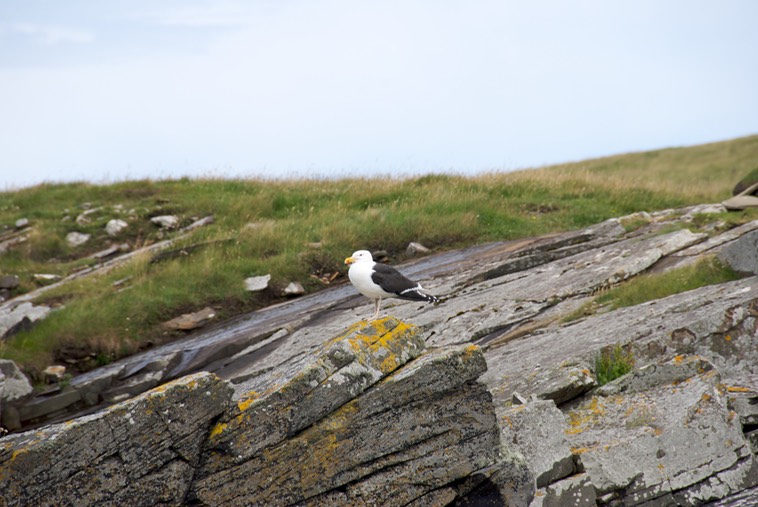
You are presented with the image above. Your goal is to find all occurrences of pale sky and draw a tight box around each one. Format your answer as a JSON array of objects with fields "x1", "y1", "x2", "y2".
[{"x1": 1, "y1": 1, "x2": 756, "y2": 190}]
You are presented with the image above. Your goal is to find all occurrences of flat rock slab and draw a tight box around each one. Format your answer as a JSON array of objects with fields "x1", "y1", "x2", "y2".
[{"x1": 481, "y1": 276, "x2": 758, "y2": 408}]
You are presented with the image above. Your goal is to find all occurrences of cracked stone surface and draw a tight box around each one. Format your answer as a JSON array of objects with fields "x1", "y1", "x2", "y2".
[{"x1": 4, "y1": 204, "x2": 758, "y2": 505}]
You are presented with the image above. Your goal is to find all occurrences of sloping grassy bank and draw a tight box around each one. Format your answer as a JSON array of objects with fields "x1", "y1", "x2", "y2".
[{"x1": 1, "y1": 135, "x2": 757, "y2": 378}]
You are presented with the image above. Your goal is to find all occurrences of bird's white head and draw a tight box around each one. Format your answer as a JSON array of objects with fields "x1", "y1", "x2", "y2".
[{"x1": 344, "y1": 250, "x2": 373, "y2": 265}]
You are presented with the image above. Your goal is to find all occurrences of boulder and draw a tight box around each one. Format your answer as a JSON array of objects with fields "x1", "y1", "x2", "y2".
[
  {"x1": 43, "y1": 365, "x2": 67, "y2": 383},
  {"x1": 0, "y1": 302, "x2": 51, "y2": 339},
  {"x1": 105, "y1": 218, "x2": 128, "y2": 236},
  {"x1": 161, "y1": 306, "x2": 217, "y2": 331},
  {"x1": 407, "y1": 241, "x2": 432, "y2": 256},
  {"x1": 65, "y1": 231, "x2": 90, "y2": 247},
  {"x1": 283, "y1": 281, "x2": 305, "y2": 296},
  {"x1": 719, "y1": 229, "x2": 758, "y2": 275},
  {"x1": 14, "y1": 218, "x2": 29, "y2": 229},
  {"x1": 244, "y1": 274, "x2": 270, "y2": 292},
  {"x1": 0, "y1": 359, "x2": 33, "y2": 403},
  {"x1": 499, "y1": 399, "x2": 575, "y2": 488},
  {"x1": 0, "y1": 275, "x2": 19, "y2": 289},
  {"x1": 150, "y1": 215, "x2": 179, "y2": 229}
]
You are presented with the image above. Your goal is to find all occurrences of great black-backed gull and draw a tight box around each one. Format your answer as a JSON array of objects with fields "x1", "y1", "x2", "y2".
[{"x1": 344, "y1": 250, "x2": 439, "y2": 318}]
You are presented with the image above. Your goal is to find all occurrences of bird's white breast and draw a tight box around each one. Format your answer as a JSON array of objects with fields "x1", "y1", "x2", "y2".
[{"x1": 348, "y1": 261, "x2": 392, "y2": 299}]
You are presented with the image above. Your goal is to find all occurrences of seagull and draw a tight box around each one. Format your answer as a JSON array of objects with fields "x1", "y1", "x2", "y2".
[{"x1": 344, "y1": 250, "x2": 439, "y2": 319}]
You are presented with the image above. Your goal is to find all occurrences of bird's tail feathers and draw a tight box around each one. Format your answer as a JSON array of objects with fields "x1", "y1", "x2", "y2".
[{"x1": 397, "y1": 286, "x2": 439, "y2": 304}]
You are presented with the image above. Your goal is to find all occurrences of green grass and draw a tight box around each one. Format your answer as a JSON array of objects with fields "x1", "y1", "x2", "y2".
[
  {"x1": 595, "y1": 345, "x2": 635, "y2": 386},
  {"x1": 595, "y1": 256, "x2": 742, "y2": 310},
  {"x1": 1, "y1": 135, "x2": 757, "y2": 378},
  {"x1": 564, "y1": 256, "x2": 743, "y2": 323}
]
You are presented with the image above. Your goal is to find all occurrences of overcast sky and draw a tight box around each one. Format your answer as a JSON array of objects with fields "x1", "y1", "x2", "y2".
[{"x1": 1, "y1": 1, "x2": 756, "y2": 190}]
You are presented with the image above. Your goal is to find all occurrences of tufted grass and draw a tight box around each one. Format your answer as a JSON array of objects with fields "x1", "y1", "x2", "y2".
[
  {"x1": 595, "y1": 345, "x2": 635, "y2": 386},
  {"x1": 1, "y1": 135, "x2": 757, "y2": 378}
]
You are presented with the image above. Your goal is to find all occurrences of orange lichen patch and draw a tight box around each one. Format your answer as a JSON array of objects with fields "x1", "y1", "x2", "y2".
[
  {"x1": 724, "y1": 335, "x2": 732, "y2": 341},
  {"x1": 343, "y1": 318, "x2": 417, "y2": 374},
  {"x1": 209, "y1": 421, "x2": 228, "y2": 439},
  {"x1": 570, "y1": 447, "x2": 591, "y2": 455},
  {"x1": 565, "y1": 397, "x2": 606, "y2": 435},
  {"x1": 701, "y1": 393, "x2": 712, "y2": 403},
  {"x1": 726, "y1": 386, "x2": 753, "y2": 393},
  {"x1": 581, "y1": 368, "x2": 591, "y2": 376},
  {"x1": 464, "y1": 344, "x2": 480, "y2": 358},
  {"x1": 673, "y1": 355, "x2": 685, "y2": 364},
  {"x1": 502, "y1": 416, "x2": 513, "y2": 429},
  {"x1": 237, "y1": 392, "x2": 260, "y2": 412}
]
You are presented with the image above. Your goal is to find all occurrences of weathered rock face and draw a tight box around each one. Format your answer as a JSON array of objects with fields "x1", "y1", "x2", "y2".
[
  {"x1": 0, "y1": 319, "x2": 522, "y2": 506},
  {"x1": 4, "y1": 204, "x2": 758, "y2": 505},
  {"x1": 0, "y1": 372, "x2": 233, "y2": 506}
]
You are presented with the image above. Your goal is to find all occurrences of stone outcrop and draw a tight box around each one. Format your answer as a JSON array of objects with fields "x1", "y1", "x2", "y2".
[
  {"x1": 3, "y1": 204, "x2": 758, "y2": 505},
  {"x1": 0, "y1": 319, "x2": 522, "y2": 506}
]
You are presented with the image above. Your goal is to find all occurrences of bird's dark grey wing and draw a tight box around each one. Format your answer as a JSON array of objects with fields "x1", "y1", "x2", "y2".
[
  {"x1": 371, "y1": 263, "x2": 439, "y2": 303},
  {"x1": 370, "y1": 263, "x2": 417, "y2": 293}
]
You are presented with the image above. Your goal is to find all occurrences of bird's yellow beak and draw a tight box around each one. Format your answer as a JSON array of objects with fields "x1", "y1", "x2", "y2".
[{"x1": 344, "y1": 256, "x2": 355, "y2": 265}]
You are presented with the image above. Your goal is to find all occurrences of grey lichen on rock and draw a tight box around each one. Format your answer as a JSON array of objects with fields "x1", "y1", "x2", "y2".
[
  {"x1": 191, "y1": 318, "x2": 513, "y2": 506},
  {"x1": 0, "y1": 372, "x2": 233, "y2": 507},
  {"x1": 0, "y1": 319, "x2": 521, "y2": 506}
]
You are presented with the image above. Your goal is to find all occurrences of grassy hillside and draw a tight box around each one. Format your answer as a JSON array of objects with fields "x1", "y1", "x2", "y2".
[{"x1": 1, "y1": 135, "x2": 757, "y2": 378}]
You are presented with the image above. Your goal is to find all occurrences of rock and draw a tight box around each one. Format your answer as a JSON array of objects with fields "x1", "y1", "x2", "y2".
[
  {"x1": 190, "y1": 319, "x2": 512, "y2": 506},
  {"x1": 0, "y1": 372, "x2": 233, "y2": 506},
  {"x1": 0, "y1": 275, "x2": 19, "y2": 289},
  {"x1": 563, "y1": 355, "x2": 757, "y2": 504},
  {"x1": 719, "y1": 229, "x2": 758, "y2": 274},
  {"x1": 682, "y1": 203, "x2": 728, "y2": 220},
  {"x1": 18, "y1": 388, "x2": 81, "y2": 422},
  {"x1": 0, "y1": 359, "x2": 33, "y2": 403},
  {"x1": 372, "y1": 249, "x2": 389, "y2": 262},
  {"x1": 14, "y1": 218, "x2": 29, "y2": 229},
  {"x1": 33, "y1": 273, "x2": 62, "y2": 284},
  {"x1": 183, "y1": 215, "x2": 214, "y2": 231},
  {"x1": 530, "y1": 474, "x2": 597, "y2": 507},
  {"x1": 0, "y1": 302, "x2": 51, "y2": 339},
  {"x1": 150, "y1": 215, "x2": 179, "y2": 229},
  {"x1": 75, "y1": 207, "x2": 102, "y2": 226},
  {"x1": 65, "y1": 231, "x2": 90, "y2": 247},
  {"x1": 105, "y1": 218, "x2": 128, "y2": 236},
  {"x1": 499, "y1": 399, "x2": 575, "y2": 488},
  {"x1": 161, "y1": 306, "x2": 217, "y2": 331},
  {"x1": 732, "y1": 168, "x2": 758, "y2": 195},
  {"x1": 407, "y1": 241, "x2": 431, "y2": 256},
  {"x1": 244, "y1": 274, "x2": 271, "y2": 292},
  {"x1": 283, "y1": 281, "x2": 305, "y2": 296},
  {"x1": 43, "y1": 365, "x2": 67, "y2": 383},
  {"x1": 89, "y1": 243, "x2": 130, "y2": 260},
  {"x1": 0, "y1": 320, "x2": 525, "y2": 507}
]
